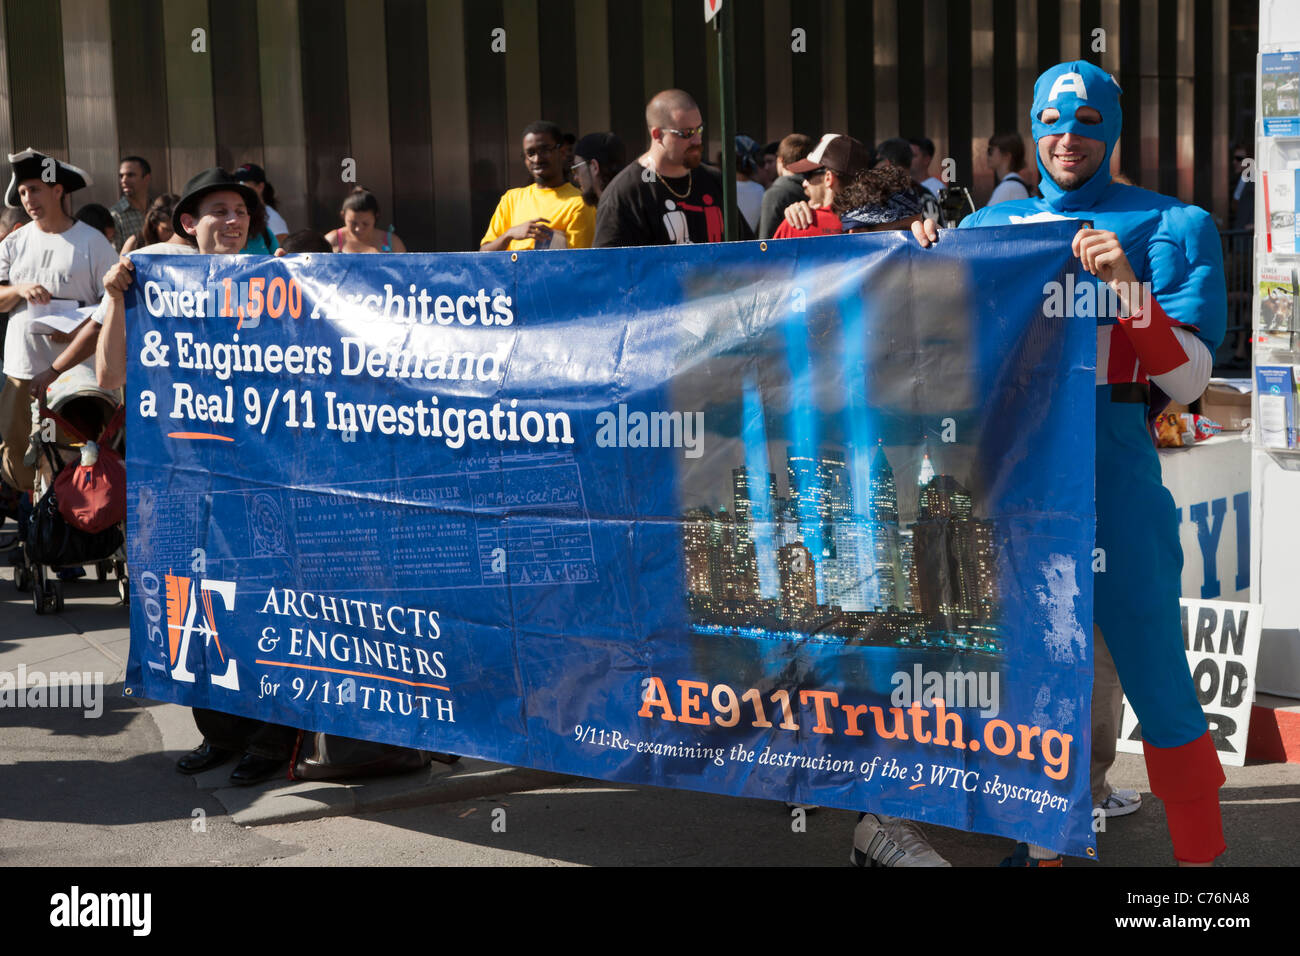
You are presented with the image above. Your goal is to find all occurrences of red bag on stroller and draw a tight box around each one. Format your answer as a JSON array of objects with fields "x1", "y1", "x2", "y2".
[{"x1": 46, "y1": 404, "x2": 126, "y2": 534}]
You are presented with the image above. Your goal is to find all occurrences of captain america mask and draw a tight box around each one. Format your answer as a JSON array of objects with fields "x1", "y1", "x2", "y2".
[
  {"x1": 1030, "y1": 61, "x2": 1124, "y2": 210},
  {"x1": 1038, "y1": 107, "x2": 1106, "y2": 189}
]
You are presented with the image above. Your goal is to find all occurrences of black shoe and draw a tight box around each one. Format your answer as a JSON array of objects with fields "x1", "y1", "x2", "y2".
[
  {"x1": 228, "y1": 753, "x2": 287, "y2": 786},
  {"x1": 176, "y1": 741, "x2": 236, "y2": 775}
]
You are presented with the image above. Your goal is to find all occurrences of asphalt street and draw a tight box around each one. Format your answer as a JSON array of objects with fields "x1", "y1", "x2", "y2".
[{"x1": 1, "y1": 572, "x2": 1296, "y2": 867}]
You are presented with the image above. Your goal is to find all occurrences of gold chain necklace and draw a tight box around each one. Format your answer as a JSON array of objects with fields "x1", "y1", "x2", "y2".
[{"x1": 656, "y1": 168, "x2": 693, "y2": 200}]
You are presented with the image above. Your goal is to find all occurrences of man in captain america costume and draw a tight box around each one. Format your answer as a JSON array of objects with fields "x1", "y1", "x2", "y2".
[{"x1": 854, "y1": 61, "x2": 1227, "y2": 867}]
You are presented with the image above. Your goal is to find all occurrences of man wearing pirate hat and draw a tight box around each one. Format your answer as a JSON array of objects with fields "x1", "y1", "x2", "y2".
[{"x1": 0, "y1": 148, "x2": 116, "y2": 491}]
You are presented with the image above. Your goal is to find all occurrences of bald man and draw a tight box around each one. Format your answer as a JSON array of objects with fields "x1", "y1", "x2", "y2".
[{"x1": 593, "y1": 88, "x2": 751, "y2": 247}]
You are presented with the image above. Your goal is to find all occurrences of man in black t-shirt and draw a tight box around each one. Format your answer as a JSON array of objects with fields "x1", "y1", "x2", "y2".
[{"x1": 593, "y1": 88, "x2": 752, "y2": 246}]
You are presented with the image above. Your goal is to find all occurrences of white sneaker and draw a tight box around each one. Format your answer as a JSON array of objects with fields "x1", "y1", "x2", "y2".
[
  {"x1": 850, "y1": 813, "x2": 951, "y2": 867},
  {"x1": 1096, "y1": 788, "x2": 1142, "y2": 818}
]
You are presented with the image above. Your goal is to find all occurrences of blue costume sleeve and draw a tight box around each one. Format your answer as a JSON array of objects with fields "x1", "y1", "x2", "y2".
[{"x1": 1145, "y1": 204, "x2": 1227, "y2": 356}]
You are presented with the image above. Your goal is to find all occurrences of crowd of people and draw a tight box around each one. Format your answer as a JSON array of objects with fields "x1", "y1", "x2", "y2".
[{"x1": 0, "y1": 61, "x2": 1231, "y2": 867}]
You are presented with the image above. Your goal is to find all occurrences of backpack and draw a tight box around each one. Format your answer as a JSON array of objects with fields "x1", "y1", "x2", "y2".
[
  {"x1": 289, "y1": 730, "x2": 456, "y2": 781},
  {"x1": 1001, "y1": 172, "x2": 1038, "y2": 198},
  {"x1": 46, "y1": 404, "x2": 127, "y2": 534},
  {"x1": 25, "y1": 481, "x2": 123, "y2": 566}
]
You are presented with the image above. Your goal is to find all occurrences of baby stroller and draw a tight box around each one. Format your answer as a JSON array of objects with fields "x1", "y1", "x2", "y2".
[{"x1": 13, "y1": 365, "x2": 128, "y2": 613}]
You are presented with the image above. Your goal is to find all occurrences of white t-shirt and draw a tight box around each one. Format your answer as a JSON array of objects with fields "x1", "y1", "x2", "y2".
[
  {"x1": 736, "y1": 179, "x2": 765, "y2": 233},
  {"x1": 266, "y1": 206, "x2": 288, "y2": 237},
  {"x1": 0, "y1": 220, "x2": 118, "y2": 379},
  {"x1": 988, "y1": 175, "x2": 1031, "y2": 205},
  {"x1": 91, "y1": 241, "x2": 199, "y2": 325}
]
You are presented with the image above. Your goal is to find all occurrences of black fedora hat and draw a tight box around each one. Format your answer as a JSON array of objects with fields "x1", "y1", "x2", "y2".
[
  {"x1": 173, "y1": 167, "x2": 260, "y2": 237},
  {"x1": 6, "y1": 148, "x2": 91, "y2": 208}
]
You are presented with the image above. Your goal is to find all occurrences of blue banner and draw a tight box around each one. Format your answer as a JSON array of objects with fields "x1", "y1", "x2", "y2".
[{"x1": 125, "y1": 221, "x2": 1098, "y2": 854}]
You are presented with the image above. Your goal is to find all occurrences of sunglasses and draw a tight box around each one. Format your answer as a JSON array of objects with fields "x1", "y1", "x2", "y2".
[
  {"x1": 663, "y1": 124, "x2": 705, "y2": 139},
  {"x1": 523, "y1": 144, "x2": 559, "y2": 159}
]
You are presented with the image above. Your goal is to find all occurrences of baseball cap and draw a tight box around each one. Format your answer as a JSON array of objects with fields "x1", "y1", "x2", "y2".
[
  {"x1": 233, "y1": 163, "x2": 267, "y2": 184},
  {"x1": 787, "y1": 133, "x2": 872, "y2": 176},
  {"x1": 573, "y1": 132, "x2": 627, "y2": 170},
  {"x1": 735, "y1": 134, "x2": 763, "y2": 172}
]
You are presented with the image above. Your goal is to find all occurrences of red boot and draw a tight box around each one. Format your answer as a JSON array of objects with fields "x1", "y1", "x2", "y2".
[{"x1": 1143, "y1": 731, "x2": 1226, "y2": 863}]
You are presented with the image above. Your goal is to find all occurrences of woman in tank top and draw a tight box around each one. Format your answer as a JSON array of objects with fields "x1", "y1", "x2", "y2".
[{"x1": 329, "y1": 186, "x2": 406, "y2": 253}]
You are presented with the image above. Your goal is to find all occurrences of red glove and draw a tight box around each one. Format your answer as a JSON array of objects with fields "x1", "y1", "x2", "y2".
[{"x1": 1115, "y1": 296, "x2": 1193, "y2": 377}]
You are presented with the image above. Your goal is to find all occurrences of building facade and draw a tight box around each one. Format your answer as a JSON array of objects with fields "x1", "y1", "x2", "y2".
[{"x1": 0, "y1": 0, "x2": 1255, "y2": 251}]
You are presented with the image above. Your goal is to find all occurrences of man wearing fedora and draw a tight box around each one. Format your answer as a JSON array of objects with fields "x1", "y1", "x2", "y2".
[
  {"x1": 48, "y1": 167, "x2": 296, "y2": 785},
  {"x1": 0, "y1": 149, "x2": 117, "y2": 492},
  {"x1": 48, "y1": 167, "x2": 269, "y2": 390},
  {"x1": 86, "y1": 168, "x2": 267, "y2": 389}
]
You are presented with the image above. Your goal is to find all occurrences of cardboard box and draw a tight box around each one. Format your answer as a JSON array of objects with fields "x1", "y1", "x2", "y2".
[{"x1": 1201, "y1": 384, "x2": 1252, "y2": 430}]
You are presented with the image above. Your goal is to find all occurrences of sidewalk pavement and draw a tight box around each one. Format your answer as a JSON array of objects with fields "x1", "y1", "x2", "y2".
[
  {"x1": 0, "y1": 571, "x2": 571, "y2": 828},
  {"x1": 2, "y1": 568, "x2": 1297, "y2": 866}
]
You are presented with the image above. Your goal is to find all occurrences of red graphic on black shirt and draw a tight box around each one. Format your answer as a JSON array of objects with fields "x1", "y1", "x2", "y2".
[{"x1": 679, "y1": 194, "x2": 724, "y2": 243}]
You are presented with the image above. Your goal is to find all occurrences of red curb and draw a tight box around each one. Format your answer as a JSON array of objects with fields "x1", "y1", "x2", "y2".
[{"x1": 1246, "y1": 703, "x2": 1300, "y2": 764}]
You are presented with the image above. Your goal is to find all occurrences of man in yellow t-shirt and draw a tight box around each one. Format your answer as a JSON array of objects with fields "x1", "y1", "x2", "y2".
[{"x1": 480, "y1": 121, "x2": 595, "y2": 251}]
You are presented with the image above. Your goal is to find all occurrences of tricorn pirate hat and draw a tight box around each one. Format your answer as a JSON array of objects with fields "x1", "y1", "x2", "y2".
[{"x1": 5, "y1": 148, "x2": 91, "y2": 208}]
